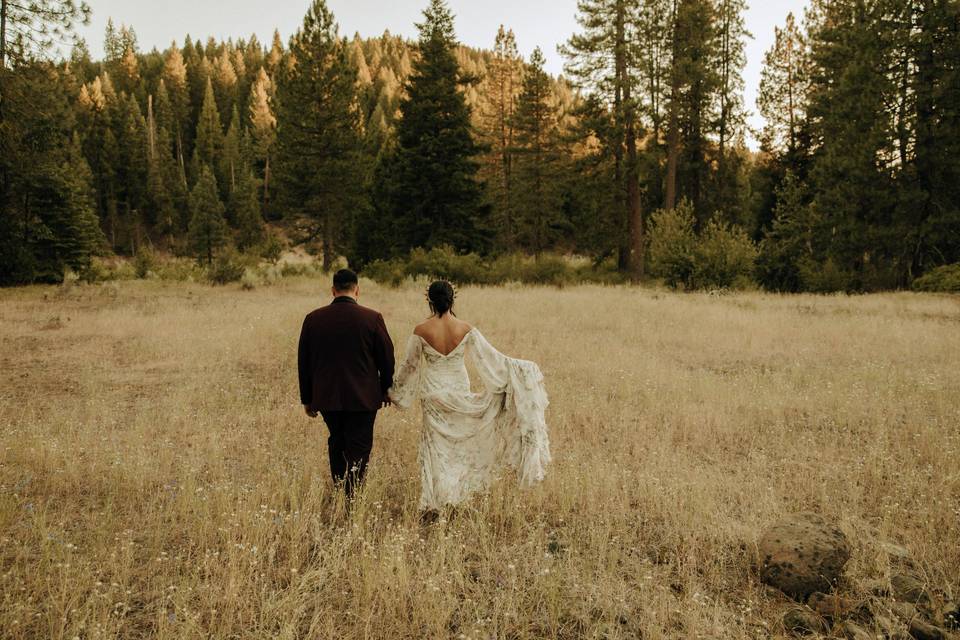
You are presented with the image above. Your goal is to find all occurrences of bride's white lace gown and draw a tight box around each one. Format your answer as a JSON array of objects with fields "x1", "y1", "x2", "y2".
[{"x1": 388, "y1": 328, "x2": 551, "y2": 510}]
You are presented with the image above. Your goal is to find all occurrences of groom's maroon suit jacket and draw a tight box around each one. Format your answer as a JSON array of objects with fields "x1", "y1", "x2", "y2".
[{"x1": 297, "y1": 296, "x2": 395, "y2": 412}]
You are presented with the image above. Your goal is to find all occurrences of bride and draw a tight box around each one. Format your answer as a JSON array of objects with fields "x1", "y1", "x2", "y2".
[{"x1": 388, "y1": 281, "x2": 551, "y2": 514}]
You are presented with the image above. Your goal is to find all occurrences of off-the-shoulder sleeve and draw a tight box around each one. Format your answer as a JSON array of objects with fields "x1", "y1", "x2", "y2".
[
  {"x1": 388, "y1": 335, "x2": 423, "y2": 409},
  {"x1": 467, "y1": 329, "x2": 552, "y2": 487},
  {"x1": 467, "y1": 328, "x2": 511, "y2": 394}
]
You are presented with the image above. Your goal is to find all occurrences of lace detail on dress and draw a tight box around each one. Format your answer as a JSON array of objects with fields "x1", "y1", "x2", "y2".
[{"x1": 388, "y1": 328, "x2": 551, "y2": 509}]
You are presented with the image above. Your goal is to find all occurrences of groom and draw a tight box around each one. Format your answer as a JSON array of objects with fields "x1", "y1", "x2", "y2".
[{"x1": 298, "y1": 269, "x2": 395, "y2": 497}]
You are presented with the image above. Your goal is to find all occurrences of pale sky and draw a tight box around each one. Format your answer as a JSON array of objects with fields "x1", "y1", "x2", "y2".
[{"x1": 74, "y1": 0, "x2": 809, "y2": 148}]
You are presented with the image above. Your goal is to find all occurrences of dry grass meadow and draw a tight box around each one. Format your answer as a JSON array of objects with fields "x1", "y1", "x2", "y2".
[{"x1": 1, "y1": 277, "x2": 958, "y2": 639}]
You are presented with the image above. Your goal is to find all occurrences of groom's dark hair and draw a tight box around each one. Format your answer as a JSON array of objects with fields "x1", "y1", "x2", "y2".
[{"x1": 333, "y1": 268, "x2": 359, "y2": 292}]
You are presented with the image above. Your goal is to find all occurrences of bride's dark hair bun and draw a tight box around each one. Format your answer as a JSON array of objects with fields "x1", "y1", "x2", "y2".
[{"x1": 427, "y1": 280, "x2": 456, "y2": 316}]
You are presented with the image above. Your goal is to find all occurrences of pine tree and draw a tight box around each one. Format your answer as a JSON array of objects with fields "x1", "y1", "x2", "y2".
[
  {"x1": 267, "y1": 29, "x2": 285, "y2": 73},
  {"x1": 146, "y1": 87, "x2": 185, "y2": 237},
  {"x1": 805, "y1": 0, "x2": 897, "y2": 289},
  {"x1": 561, "y1": 0, "x2": 645, "y2": 277},
  {"x1": 756, "y1": 170, "x2": 816, "y2": 292},
  {"x1": 350, "y1": 36, "x2": 373, "y2": 87},
  {"x1": 665, "y1": 0, "x2": 721, "y2": 225},
  {"x1": 512, "y1": 48, "x2": 564, "y2": 254},
  {"x1": 57, "y1": 133, "x2": 106, "y2": 272},
  {"x1": 712, "y1": 0, "x2": 749, "y2": 220},
  {"x1": 231, "y1": 168, "x2": 264, "y2": 251},
  {"x1": 162, "y1": 44, "x2": 190, "y2": 172},
  {"x1": 275, "y1": 0, "x2": 368, "y2": 269},
  {"x1": 220, "y1": 105, "x2": 243, "y2": 204},
  {"x1": 0, "y1": 0, "x2": 90, "y2": 69},
  {"x1": 909, "y1": 0, "x2": 960, "y2": 274},
  {"x1": 248, "y1": 68, "x2": 276, "y2": 218},
  {"x1": 213, "y1": 49, "x2": 239, "y2": 124},
  {"x1": 187, "y1": 165, "x2": 228, "y2": 264},
  {"x1": 371, "y1": 0, "x2": 490, "y2": 261},
  {"x1": 636, "y1": 0, "x2": 673, "y2": 210},
  {"x1": 757, "y1": 12, "x2": 809, "y2": 162},
  {"x1": 116, "y1": 93, "x2": 149, "y2": 252},
  {"x1": 0, "y1": 64, "x2": 103, "y2": 284},
  {"x1": 153, "y1": 79, "x2": 175, "y2": 150},
  {"x1": 483, "y1": 25, "x2": 522, "y2": 248},
  {"x1": 192, "y1": 77, "x2": 223, "y2": 179}
]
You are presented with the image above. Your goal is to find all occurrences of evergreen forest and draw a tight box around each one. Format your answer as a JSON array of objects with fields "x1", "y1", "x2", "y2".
[{"x1": 1, "y1": 0, "x2": 958, "y2": 292}]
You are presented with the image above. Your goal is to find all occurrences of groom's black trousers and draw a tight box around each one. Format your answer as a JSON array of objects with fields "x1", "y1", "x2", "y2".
[{"x1": 320, "y1": 410, "x2": 376, "y2": 497}]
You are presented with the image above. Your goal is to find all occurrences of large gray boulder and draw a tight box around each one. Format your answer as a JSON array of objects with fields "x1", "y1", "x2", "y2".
[{"x1": 758, "y1": 512, "x2": 851, "y2": 600}]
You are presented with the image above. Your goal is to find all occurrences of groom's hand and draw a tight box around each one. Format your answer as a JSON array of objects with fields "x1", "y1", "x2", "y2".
[
  {"x1": 381, "y1": 393, "x2": 392, "y2": 409},
  {"x1": 304, "y1": 405, "x2": 318, "y2": 418}
]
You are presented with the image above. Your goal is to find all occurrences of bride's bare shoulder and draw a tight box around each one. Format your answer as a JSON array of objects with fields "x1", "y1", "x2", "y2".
[{"x1": 413, "y1": 319, "x2": 434, "y2": 338}]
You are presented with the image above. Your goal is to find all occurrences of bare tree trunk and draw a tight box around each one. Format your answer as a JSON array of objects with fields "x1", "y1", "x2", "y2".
[
  {"x1": 665, "y1": 0, "x2": 680, "y2": 211},
  {"x1": 0, "y1": 0, "x2": 8, "y2": 221},
  {"x1": 622, "y1": 48, "x2": 643, "y2": 277},
  {"x1": 147, "y1": 94, "x2": 156, "y2": 160},
  {"x1": 665, "y1": 99, "x2": 679, "y2": 210},
  {"x1": 500, "y1": 65, "x2": 514, "y2": 248},
  {"x1": 0, "y1": 0, "x2": 7, "y2": 70},
  {"x1": 176, "y1": 129, "x2": 186, "y2": 185},
  {"x1": 718, "y1": 2, "x2": 729, "y2": 215},
  {"x1": 322, "y1": 215, "x2": 334, "y2": 271},
  {"x1": 262, "y1": 155, "x2": 271, "y2": 217},
  {"x1": 614, "y1": 0, "x2": 631, "y2": 272}
]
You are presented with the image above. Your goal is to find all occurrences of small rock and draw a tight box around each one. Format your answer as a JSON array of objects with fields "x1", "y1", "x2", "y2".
[
  {"x1": 758, "y1": 512, "x2": 851, "y2": 600},
  {"x1": 882, "y1": 542, "x2": 912, "y2": 561},
  {"x1": 891, "y1": 601, "x2": 921, "y2": 622},
  {"x1": 873, "y1": 613, "x2": 905, "y2": 637},
  {"x1": 782, "y1": 606, "x2": 830, "y2": 636},
  {"x1": 892, "y1": 572, "x2": 930, "y2": 604},
  {"x1": 763, "y1": 584, "x2": 791, "y2": 600},
  {"x1": 808, "y1": 591, "x2": 858, "y2": 619},
  {"x1": 860, "y1": 578, "x2": 892, "y2": 597},
  {"x1": 908, "y1": 618, "x2": 946, "y2": 640},
  {"x1": 838, "y1": 620, "x2": 873, "y2": 640}
]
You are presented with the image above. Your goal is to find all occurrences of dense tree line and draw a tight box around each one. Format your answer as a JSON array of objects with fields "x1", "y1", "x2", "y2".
[
  {"x1": 756, "y1": 0, "x2": 960, "y2": 291},
  {"x1": 0, "y1": 0, "x2": 957, "y2": 291}
]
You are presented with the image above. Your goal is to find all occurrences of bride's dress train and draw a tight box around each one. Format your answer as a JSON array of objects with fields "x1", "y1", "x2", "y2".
[{"x1": 388, "y1": 328, "x2": 551, "y2": 510}]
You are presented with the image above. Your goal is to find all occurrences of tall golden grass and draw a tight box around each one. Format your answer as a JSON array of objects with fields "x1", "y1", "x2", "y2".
[{"x1": 1, "y1": 279, "x2": 958, "y2": 639}]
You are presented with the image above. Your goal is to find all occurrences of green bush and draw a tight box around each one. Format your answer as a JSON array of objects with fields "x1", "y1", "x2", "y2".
[
  {"x1": 361, "y1": 248, "x2": 617, "y2": 287},
  {"x1": 912, "y1": 263, "x2": 960, "y2": 293},
  {"x1": 405, "y1": 246, "x2": 489, "y2": 283},
  {"x1": 259, "y1": 232, "x2": 285, "y2": 264},
  {"x1": 648, "y1": 202, "x2": 757, "y2": 291},
  {"x1": 153, "y1": 257, "x2": 206, "y2": 282},
  {"x1": 692, "y1": 220, "x2": 758, "y2": 290},
  {"x1": 279, "y1": 261, "x2": 322, "y2": 278},
  {"x1": 240, "y1": 268, "x2": 260, "y2": 290},
  {"x1": 255, "y1": 263, "x2": 284, "y2": 285},
  {"x1": 797, "y1": 256, "x2": 855, "y2": 293},
  {"x1": 520, "y1": 254, "x2": 572, "y2": 286},
  {"x1": 207, "y1": 250, "x2": 249, "y2": 285},
  {"x1": 648, "y1": 203, "x2": 697, "y2": 289},
  {"x1": 362, "y1": 257, "x2": 408, "y2": 286},
  {"x1": 134, "y1": 247, "x2": 156, "y2": 279},
  {"x1": 80, "y1": 257, "x2": 136, "y2": 283}
]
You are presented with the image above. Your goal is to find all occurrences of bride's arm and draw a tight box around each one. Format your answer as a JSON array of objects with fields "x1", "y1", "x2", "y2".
[{"x1": 387, "y1": 335, "x2": 423, "y2": 409}]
